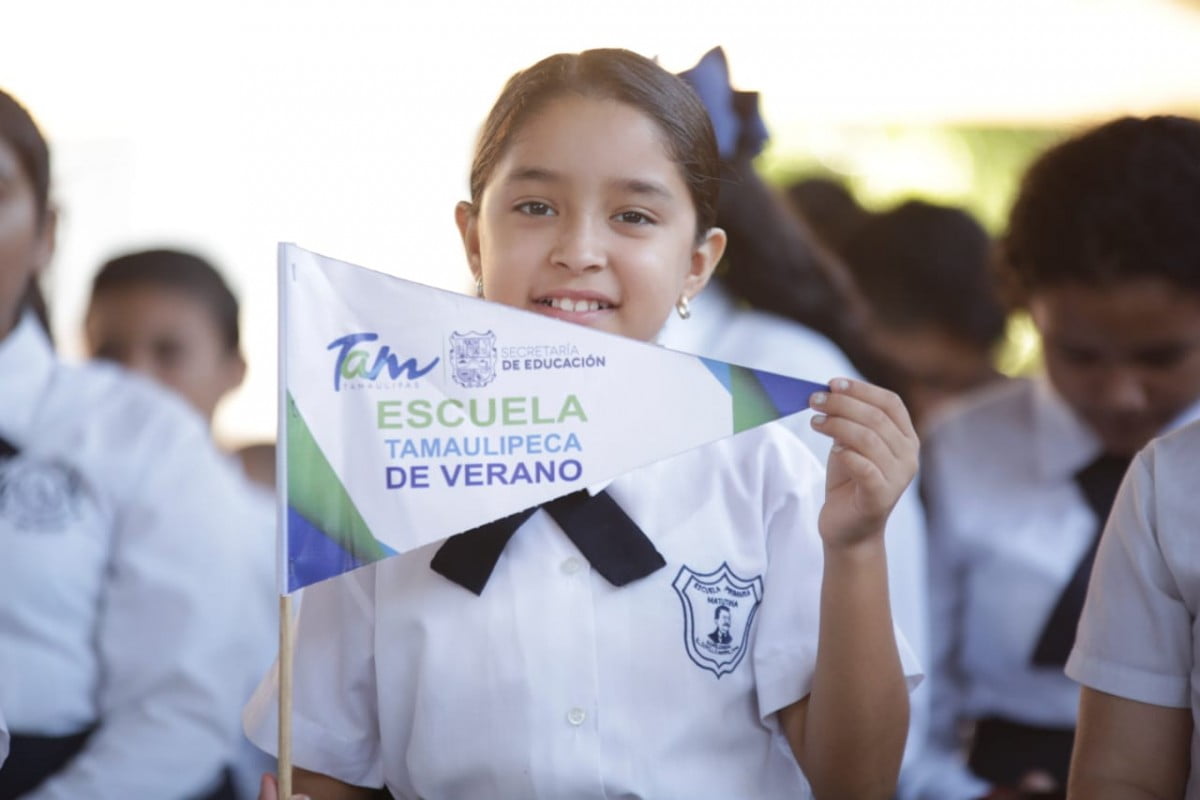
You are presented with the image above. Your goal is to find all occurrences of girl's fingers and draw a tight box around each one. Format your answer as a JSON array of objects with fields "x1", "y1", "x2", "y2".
[
  {"x1": 811, "y1": 413, "x2": 898, "y2": 474},
  {"x1": 823, "y1": 378, "x2": 917, "y2": 441},
  {"x1": 810, "y1": 382, "x2": 917, "y2": 463},
  {"x1": 828, "y1": 445, "x2": 891, "y2": 498}
]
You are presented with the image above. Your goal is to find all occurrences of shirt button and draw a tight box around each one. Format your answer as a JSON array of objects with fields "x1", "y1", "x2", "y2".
[
  {"x1": 567, "y1": 707, "x2": 586, "y2": 726},
  {"x1": 561, "y1": 557, "x2": 584, "y2": 575}
]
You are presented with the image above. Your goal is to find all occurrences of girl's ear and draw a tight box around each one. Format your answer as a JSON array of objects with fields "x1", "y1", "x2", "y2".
[
  {"x1": 455, "y1": 201, "x2": 482, "y2": 283},
  {"x1": 220, "y1": 351, "x2": 248, "y2": 397},
  {"x1": 682, "y1": 226, "x2": 727, "y2": 301}
]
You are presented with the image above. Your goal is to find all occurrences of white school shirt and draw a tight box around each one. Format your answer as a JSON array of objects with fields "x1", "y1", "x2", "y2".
[
  {"x1": 1066, "y1": 419, "x2": 1200, "y2": 799},
  {"x1": 908, "y1": 377, "x2": 1200, "y2": 799},
  {"x1": 245, "y1": 422, "x2": 923, "y2": 799},
  {"x1": 659, "y1": 280, "x2": 932, "y2": 780},
  {"x1": 0, "y1": 313, "x2": 264, "y2": 799},
  {"x1": 227, "y1": 473, "x2": 282, "y2": 800},
  {"x1": 0, "y1": 705, "x2": 8, "y2": 768}
]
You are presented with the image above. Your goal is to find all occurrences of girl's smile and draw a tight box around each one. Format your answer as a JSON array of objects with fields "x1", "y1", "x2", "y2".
[{"x1": 533, "y1": 289, "x2": 618, "y2": 321}]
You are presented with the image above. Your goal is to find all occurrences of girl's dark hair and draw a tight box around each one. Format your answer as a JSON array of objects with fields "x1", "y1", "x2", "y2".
[
  {"x1": 715, "y1": 154, "x2": 893, "y2": 385},
  {"x1": 91, "y1": 249, "x2": 241, "y2": 352},
  {"x1": 1, "y1": 88, "x2": 54, "y2": 340},
  {"x1": 0, "y1": 88, "x2": 51, "y2": 223},
  {"x1": 468, "y1": 49, "x2": 720, "y2": 238},
  {"x1": 785, "y1": 176, "x2": 872, "y2": 256},
  {"x1": 1001, "y1": 115, "x2": 1200, "y2": 302},
  {"x1": 841, "y1": 199, "x2": 1006, "y2": 350}
]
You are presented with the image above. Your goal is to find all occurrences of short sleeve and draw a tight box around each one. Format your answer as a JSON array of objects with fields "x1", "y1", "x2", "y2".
[
  {"x1": 750, "y1": 433, "x2": 923, "y2": 720},
  {"x1": 244, "y1": 566, "x2": 384, "y2": 787},
  {"x1": 1066, "y1": 450, "x2": 1192, "y2": 709}
]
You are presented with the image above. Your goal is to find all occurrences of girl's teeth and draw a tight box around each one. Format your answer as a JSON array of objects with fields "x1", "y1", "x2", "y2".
[{"x1": 548, "y1": 298, "x2": 602, "y2": 312}]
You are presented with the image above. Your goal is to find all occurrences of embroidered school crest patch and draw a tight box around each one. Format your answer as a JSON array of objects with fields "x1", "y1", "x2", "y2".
[
  {"x1": 673, "y1": 562, "x2": 764, "y2": 678},
  {"x1": 0, "y1": 458, "x2": 83, "y2": 531}
]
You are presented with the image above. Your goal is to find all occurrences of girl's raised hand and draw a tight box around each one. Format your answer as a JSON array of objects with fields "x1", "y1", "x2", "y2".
[{"x1": 809, "y1": 378, "x2": 919, "y2": 549}]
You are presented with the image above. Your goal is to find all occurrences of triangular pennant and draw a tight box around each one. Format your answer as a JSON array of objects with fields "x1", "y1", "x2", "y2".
[{"x1": 279, "y1": 243, "x2": 826, "y2": 592}]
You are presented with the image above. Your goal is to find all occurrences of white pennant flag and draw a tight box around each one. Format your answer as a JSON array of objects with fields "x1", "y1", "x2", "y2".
[{"x1": 279, "y1": 243, "x2": 825, "y2": 592}]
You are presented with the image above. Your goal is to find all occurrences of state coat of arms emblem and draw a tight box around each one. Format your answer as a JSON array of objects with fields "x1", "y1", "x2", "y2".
[{"x1": 449, "y1": 330, "x2": 497, "y2": 388}]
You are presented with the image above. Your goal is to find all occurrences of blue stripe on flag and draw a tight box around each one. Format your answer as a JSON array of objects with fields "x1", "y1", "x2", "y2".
[
  {"x1": 751, "y1": 370, "x2": 827, "y2": 417},
  {"x1": 699, "y1": 357, "x2": 732, "y2": 393},
  {"x1": 287, "y1": 505, "x2": 376, "y2": 591}
]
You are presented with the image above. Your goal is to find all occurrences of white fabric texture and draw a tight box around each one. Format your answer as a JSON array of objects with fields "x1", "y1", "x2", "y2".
[
  {"x1": 658, "y1": 280, "x2": 933, "y2": 783},
  {"x1": 0, "y1": 313, "x2": 269, "y2": 799},
  {"x1": 245, "y1": 422, "x2": 922, "y2": 799},
  {"x1": 1067, "y1": 418, "x2": 1200, "y2": 799},
  {"x1": 908, "y1": 376, "x2": 1200, "y2": 799}
]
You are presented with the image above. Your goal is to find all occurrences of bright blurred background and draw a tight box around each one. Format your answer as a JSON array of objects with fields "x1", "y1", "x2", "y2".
[{"x1": 6, "y1": 0, "x2": 1200, "y2": 446}]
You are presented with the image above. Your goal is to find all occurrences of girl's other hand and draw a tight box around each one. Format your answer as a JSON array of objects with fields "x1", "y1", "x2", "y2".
[
  {"x1": 809, "y1": 378, "x2": 918, "y2": 549},
  {"x1": 259, "y1": 773, "x2": 310, "y2": 800}
]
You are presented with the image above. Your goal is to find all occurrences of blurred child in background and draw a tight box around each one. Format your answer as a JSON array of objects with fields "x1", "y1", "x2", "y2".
[
  {"x1": 913, "y1": 115, "x2": 1200, "y2": 799},
  {"x1": 839, "y1": 199, "x2": 1007, "y2": 429},
  {"x1": 84, "y1": 247, "x2": 279, "y2": 800}
]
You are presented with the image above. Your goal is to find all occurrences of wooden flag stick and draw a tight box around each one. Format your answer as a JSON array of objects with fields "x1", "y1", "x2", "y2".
[{"x1": 278, "y1": 593, "x2": 294, "y2": 799}]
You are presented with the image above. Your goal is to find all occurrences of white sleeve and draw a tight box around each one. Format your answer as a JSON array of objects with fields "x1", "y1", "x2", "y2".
[
  {"x1": 1066, "y1": 451, "x2": 1191, "y2": 708},
  {"x1": 26, "y1": 422, "x2": 260, "y2": 800},
  {"x1": 899, "y1": 444, "x2": 991, "y2": 800},
  {"x1": 887, "y1": 480, "x2": 932, "y2": 778},
  {"x1": 751, "y1": 445, "x2": 827, "y2": 719},
  {"x1": 243, "y1": 566, "x2": 383, "y2": 787},
  {"x1": 751, "y1": 436, "x2": 923, "y2": 720}
]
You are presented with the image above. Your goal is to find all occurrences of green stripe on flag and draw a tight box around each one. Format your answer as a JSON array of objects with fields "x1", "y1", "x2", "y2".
[
  {"x1": 729, "y1": 366, "x2": 779, "y2": 433},
  {"x1": 286, "y1": 392, "x2": 388, "y2": 563}
]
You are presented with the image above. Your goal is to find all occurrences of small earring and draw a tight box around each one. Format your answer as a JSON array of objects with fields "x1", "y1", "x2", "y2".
[
  {"x1": 675, "y1": 295, "x2": 691, "y2": 320},
  {"x1": 475, "y1": 276, "x2": 484, "y2": 298}
]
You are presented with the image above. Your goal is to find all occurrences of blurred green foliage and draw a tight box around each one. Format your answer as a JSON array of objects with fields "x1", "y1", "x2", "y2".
[
  {"x1": 759, "y1": 124, "x2": 1067, "y2": 232},
  {"x1": 757, "y1": 124, "x2": 1070, "y2": 375}
]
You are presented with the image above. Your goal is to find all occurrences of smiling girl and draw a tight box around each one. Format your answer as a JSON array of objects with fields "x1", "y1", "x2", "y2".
[{"x1": 249, "y1": 48, "x2": 921, "y2": 800}]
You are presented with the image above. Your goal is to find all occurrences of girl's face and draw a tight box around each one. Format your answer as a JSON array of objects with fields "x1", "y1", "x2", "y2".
[
  {"x1": 0, "y1": 136, "x2": 53, "y2": 338},
  {"x1": 457, "y1": 95, "x2": 725, "y2": 343},
  {"x1": 1032, "y1": 278, "x2": 1200, "y2": 455},
  {"x1": 85, "y1": 284, "x2": 245, "y2": 425}
]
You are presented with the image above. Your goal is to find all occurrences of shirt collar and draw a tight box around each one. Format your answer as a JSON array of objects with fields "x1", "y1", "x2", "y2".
[
  {"x1": 0, "y1": 312, "x2": 57, "y2": 448},
  {"x1": 1033, "y1": 373, "x2": 1200, "y2": 481}
]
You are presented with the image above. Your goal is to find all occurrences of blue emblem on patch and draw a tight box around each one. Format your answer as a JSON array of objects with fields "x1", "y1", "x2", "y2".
[
  {"x1": 673, "y1": 562, "x2": 764, "y2": 678},
  {"x1": 449, "y1": 330, "x2": 497, "y2": 388}
]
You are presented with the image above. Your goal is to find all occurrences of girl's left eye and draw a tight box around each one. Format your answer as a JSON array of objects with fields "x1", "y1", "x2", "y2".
[
  {"x1": 614, "y1": 210, "x2": 653, "y2": 225},
  {"x1": 516, "y1": 201, "x2": 555, "y2": 216}
]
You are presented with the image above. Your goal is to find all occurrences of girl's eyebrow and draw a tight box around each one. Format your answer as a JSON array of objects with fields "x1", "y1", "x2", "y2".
[
  {"x1": 505, "y1": 167, "x2": 673, "y2": 200},
  {"x1": 506, "y1": 166, "x2": 559, "y2": 184},
  {"x1": 618, "y1": 178, "x2": 674, "y2": 200}
]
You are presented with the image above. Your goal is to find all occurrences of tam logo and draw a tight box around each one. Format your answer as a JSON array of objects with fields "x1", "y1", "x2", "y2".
[{"x1": 328, "y1": 333, "x2": 440, "y2": 391}]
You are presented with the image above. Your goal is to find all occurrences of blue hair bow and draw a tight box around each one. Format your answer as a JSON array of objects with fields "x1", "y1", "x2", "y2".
[{"x1": 677, "y1": 47, "x2": 769, "y2": 160}]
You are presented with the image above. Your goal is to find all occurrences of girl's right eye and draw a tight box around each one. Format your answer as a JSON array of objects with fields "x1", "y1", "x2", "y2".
[{"x1": 516, "y1": 201, "x2": 555, "y2": 217}]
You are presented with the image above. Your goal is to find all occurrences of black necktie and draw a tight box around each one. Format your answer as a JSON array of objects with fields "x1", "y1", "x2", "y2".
[
  {"x1": 0, "y1": 436, "x2": 17, "y2": 460},
  {"x1": 1030, "y1": 452, "x2": 1132, "y2": 666},
  {"x1": 431, "y1": 489, "x2": 665, "y2": 595}
]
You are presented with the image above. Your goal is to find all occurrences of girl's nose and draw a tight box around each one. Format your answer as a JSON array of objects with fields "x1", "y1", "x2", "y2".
[
  {"x1": 1093, "y1": 365, "x2": 1150, "y2": 414},
  {"x1": 550, "y1": 215, "x2": 605, "y2": 273}
]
